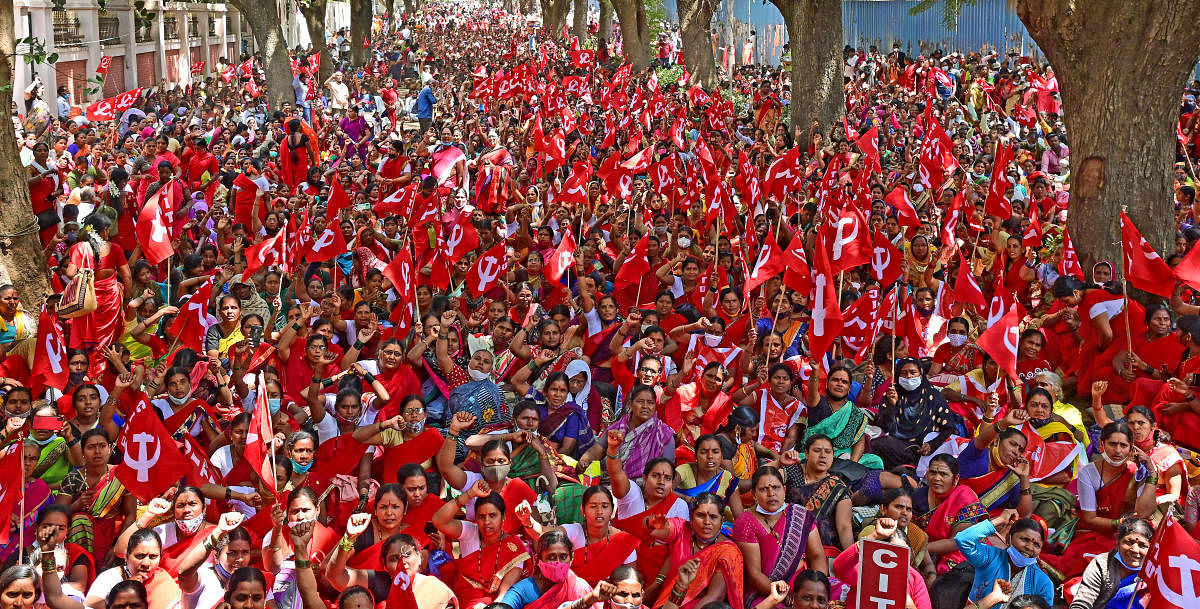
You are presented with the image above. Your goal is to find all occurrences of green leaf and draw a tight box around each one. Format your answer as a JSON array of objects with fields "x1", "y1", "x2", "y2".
[{"x1": 46, "y1": 53, "x2": 58, "y2": 63}]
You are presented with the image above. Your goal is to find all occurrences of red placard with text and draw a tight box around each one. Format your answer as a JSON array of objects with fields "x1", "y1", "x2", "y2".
[{"x1": 856, "y1": 538, "x2": 910, "y2": 609}]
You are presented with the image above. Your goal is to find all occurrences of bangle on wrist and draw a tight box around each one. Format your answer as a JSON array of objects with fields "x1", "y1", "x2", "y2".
[
  {"x1": 311, "y1": 376, "x2": 323, "y2": 384},
  {"x1": 353, "y1": 340, "x2": 365, "y2": 349},
  {"x1": 294, "y1": 559, "x2": 312, "y2": 569},
  {"x1": 292, "y1": 323, "x2": 301, "y2": 331},
  {"x1": 225, "y1": 488, "x2": 233, "y2": 501},
  {"x1": 364, "y1": 373, "x2": 376, "y2": 383},
  {"x1": 339, "y1": 535, "x2": 356, "y2": 552}
]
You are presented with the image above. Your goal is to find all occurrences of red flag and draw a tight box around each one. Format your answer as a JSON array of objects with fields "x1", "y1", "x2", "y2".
[
  {"x1": 96, "y1": 56, "x2": 112, "y2": 76},
  {"x1": 439, "y1": 213, "x2": 480, "y2": 261},
  {"x1": 244, "y1": 230, "x2": 288, "y2": 276},
  {"x1": 984, "y1": 144, "x2": 1015, "y2": 218},
  {"x1": 569, "y1": 49, "x2": 596, "y2": 68},
  {"x1": 467, "y1": 243, "x2": 507, "y2": 298},
  {"x1": 808, "y1": 234, "x2": 844, "y2": 360},
  {"x1": 745, "y1": 237, "x2": 788, "y2": 294},
  {"x1": 615, "y1": 235, "x2": 651, "y2": 285},
  {"x1": 976, "y1": 299, "x2": 1020, "y2": 380},
  {"x1": 826, "y1": 204, "x2": 873, "y2": 274},
  {"x1": 954, "y1": 254, "x2": 988, "y2": 309},
  {"x1": 116, "y1": 399, "x2": 195, "y2": 501},
  {"x1": 870, "y1": 230, "x2": 903, "y2": 287},
  {"x1": 190, "y1": 61, "x2": 206, "y2": 76},
  {"x1": 1059, "y1": 229, "x2": 1085, "y2": 280},
  {"x1": 1022, "y1": 213, "x2": 1043, "y2": 248},
  {"x1": 1015, "y1": 422, "x2": 1082, "y2": 482},
  {"x1": 917, "y1": 122, "x2": 956, "y2": 192},
  {"x1": 0, "y1": 444, "x2": 24, "y2": 544},
  {"x1": 137, "y1": 189, "x2": 175, "y2": 265},
  {"x1": 326, "y1": 179, "x2": 352, "y2": 220},
  {"x1": 307, "y1": 226, "x2": 348, "y2": 263},
  {"x1": 85, "y1": 87, "x2": 142, "y2": 122},
  {"x1": 377, "y1": 183, "x2": 418, "y2": 218},
  {"x1": 1140, "y1": 515, "x2": 1200, "y2": 609},
  {"x1": 31, "y1": 306, "x2": 69, "y2": 390},
  {"x1": 781, "y1": 236, "x2": 814, "y2": 296},
  {"x1": 180, "y1": 434, "x2": 222, "y2": 487},
  {"x1": 841, "y1": 287, "x2": 882, "y2": 363},
  {"x1": 764, "y1": 147, "x2": 802, "y2": 202},
  {"x1": 168, "y1": 276, "x2": 215, "y2": 351},
  {"x1": 244, "y1": 80, "x2": 262, "y2": 99},
  {"x1": 884, "y1": 187, "x2": 921, "y2": 228},
  {"x1": 221, "y1": 63, "x2": 237, "y2": 84},
  {"x1": 854, "y1": 127, "x2": 881, "y2": 174},
  {"x1": 545, "y1": 230, "x2": 577, "y2": 282},
  {"x1": 1121, "y1": 211, "x2": 1176, "y2": 297},
  {"x1": 243, "y1": 374, "x2": 278, "y2": 493},
  {"x1": 238, "y1": 59, "x2": 254, "y2": 77}
]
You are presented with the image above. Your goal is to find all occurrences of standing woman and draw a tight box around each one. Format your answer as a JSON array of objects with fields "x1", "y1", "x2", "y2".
[
  {"x1": 65, "y1": 214, "x2": 131, "y2": 370},
  {"x1": 732, "y1": 467, "x2": 827, "y2": 608}
]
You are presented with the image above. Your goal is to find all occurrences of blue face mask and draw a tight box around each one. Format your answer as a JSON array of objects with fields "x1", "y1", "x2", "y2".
[
  {"x1": 267, "y1": 398, "x2": 281, "y2": 415},
  {"x1": 1007, "y1": 544, "x2": 1037, "y2": 568},
  {"x1": 290, "y1": 458, "x2": 313, "y2": 474},
  {"x1": 755, "y1": 503, "x2": 786, "y2": 516}
]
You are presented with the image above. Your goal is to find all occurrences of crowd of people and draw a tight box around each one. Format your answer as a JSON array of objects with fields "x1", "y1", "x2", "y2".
[{"x1": 5, "y1": 3, "x2": 1200, "y2": 609}]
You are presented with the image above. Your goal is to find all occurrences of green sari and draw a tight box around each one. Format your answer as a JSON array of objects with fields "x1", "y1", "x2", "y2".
[
  {"x1": 802, "y1": 403, "x2": 884, "y2": 470},
  {"x1": 32, "y1": 437, "x2": 72, "y2": 487}
]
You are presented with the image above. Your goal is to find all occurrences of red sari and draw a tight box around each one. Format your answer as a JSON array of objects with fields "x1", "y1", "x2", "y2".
[
  {"x1": 1042, "y1": 462, "x2": 1135, "y2": 579},
  {"x1": 67, "y1": 242, "x2": 126, "y2": 361},
  {"x1": 160, "y1": 524, "x2": 215, "y2": 575},
  {"x1": 453, "y1": 536, "x2": 529, "y2": 609},
  {"x1": 614, "y1": 497, "x2": 675, "y2": 584},
  {"x1": 650, "y1": 519, "x2": 745, "y2": 609},
  {"x1": 381, "y1": 428, "x2": 443, "y2": 483},
  {"x1": 912, "y1": 486, "x2": 988, "y2": 574},
  {"x1": 570, "y1": 530, "x2": 641, "y2": 586}
]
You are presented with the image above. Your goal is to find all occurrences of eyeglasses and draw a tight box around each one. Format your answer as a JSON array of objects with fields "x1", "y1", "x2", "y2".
[
  {"x1": 402, "y1": 408, "x2": 424, "y2": 415},
  {"x1": 637, "y1": 367, "x2": 661, "y2": 374}
]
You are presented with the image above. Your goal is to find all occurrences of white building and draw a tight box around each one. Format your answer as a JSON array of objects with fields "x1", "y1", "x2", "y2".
[{"x1": 11, "y1": 0, "x2": 349, "y2": 106}]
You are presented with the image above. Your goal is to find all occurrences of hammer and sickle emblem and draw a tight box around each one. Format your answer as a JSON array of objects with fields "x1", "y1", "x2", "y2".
[{"x1": 123, "y1": 431, "x2": 162, "y2": 482}]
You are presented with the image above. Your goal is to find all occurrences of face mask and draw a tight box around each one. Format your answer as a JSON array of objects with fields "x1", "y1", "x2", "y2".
[
  {"x1": 612, "y1": 603, "x2": 639, "y2": 609},
  {"x1": 755, "y1": 503, "x2": 786, "y2": 516},
  {"x1": 654, "y1": 226, "x2": 668, "y2": 235},
  {"x1": 267, "y1": 398, "x2": 281, "y2": 415},
  {"x1": 290, "y1": 458, "x2": 313, "y2": 474},
  {"x1": 916, "y1": 305, "x2": 934, "y2": 317},
  {"x1": 641, "y1": 324, "x2": 652, "y2": 332},
  {"x1": 538, "y1": 560, "x2": 570, "y2": 583},
  {"x1": 177, "y1": 514, "x2": 205, "y2": 535},
  {"x1": 849, "y1": 281, "x2": 863, "y2": 291},
  {"x1": 481, "y1": 463, "x2": 510, "y2": 482},
  {"x1": 467, "y1": 368, "x2": 490, "y2": 381},
  {"x1": 1102, "y1": 452, "x2": 1128, "y2": 467},
  {"x1": 947, "y1": 333, "x2": 968, "y2": 347},
  {"x1": 31, "y1": 433, "x2": 59, "y2": 446},
  {"x1": 167, "y1": 394, "x2": 190, "y2": 406},
  {"x1": 1006, "y1": 544, "x2": 1037, "y2": 568},
  {"x1": 703, "y1": 333, "x2": 722, "y2": 347},
  {"x1": 678, "y1": 237, "x2": 691, "y2": 248},
  {"x1": 406, "y1": 420, "x2": 426, "y2": 434},
  {"x1": 1029, "y1": 416, "x2": 1052, "y2": 427},
  {"x1": 68, "y1": 371, "x2": 86, "y2": 385},
  {"x1": 898, "y1": 376, "x2": 922, "y2": 391}
]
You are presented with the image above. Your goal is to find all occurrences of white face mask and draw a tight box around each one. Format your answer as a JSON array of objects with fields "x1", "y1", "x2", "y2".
[
  {"x1": 897, "y1": 376, "x2": 922, "y2": 391},
  {"x1": 467, "y1": 368, "x2": 490, "y2": 381},
  {"x1": 678, "y1": 237, "x2": 691, "y2": 248},
  {"x1": 1102, "y1": 452, "x2": 1128, "y2": 467},
  {"x1": 947, "y1": 333, "x2": 968, "y2": 347},
  {"x1": 703, "y1": 333, "x2": 722, "y2": 347}
]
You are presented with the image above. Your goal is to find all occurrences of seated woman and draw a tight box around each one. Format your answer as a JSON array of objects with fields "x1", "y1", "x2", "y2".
[
  {"x1": 859, "y1": 489, "x2": 932, "y2": 577},
  {"x1": 911, "y1": 455, "x2": 989, "y2": 577},
  {"x1": 520, "y1": 486, "x2": 639, "y2": 586},
  {"x1": 58, "y1": 428, "x2": 135, "y2": 567},
  {"x1": 732, "y1": 467, "x2": 827, "y2": 608},
  {"x1": 463, "y1": 401, "x2": 562, "y2": 491},
  {"x1": 958, "y1": 401, "x2": 1034, "y2": 517},
  {"x1": 576, "y1": 385, "x2": 675, "y2": 484},
  {"x1": 873, "y1": 358, "x2": 960, "y2": 469},
  {"x1": 644, "y1": 492, "x2": 745, "y2": 609},
  {"x1": 1024, "y1": 387, "x2": 1086, "y2": 531},
  {"x1": 1035, "y1": 371, "x2": 1089, "y2": 450},
  {"x1": 432, "y1": 481, "x2": 529, "y2": 608},
  {"x1": 606, "y1": 452, "x2": 691, "y2": 600},
  {"x1": 31, "y1": 505, "x2": 95, "y2": 591},
  {"x1": 783, "y1": 435, "x2": 853, "y2": 555},
  {"x1": 929, "y1": 317, "x2": 984, "y2": 380},
  {"x1": 832, "y1": 516, "x2": 932, "y2": 609},
  {"x1": 942, "y1": 354, "x2": 1015, "y2": 434},
  {"x1": 664, "y1": 361, "x2": 735, "y2": 453},
  {"x1": 352, "y1": 395, "x2": 444, "y2": 485},
  {"x1": 498, "y1": 531, "x2": 592, "y2": 609},
  {"x1": 1068, "y1": 518, "x2": 1154, "y2": 609},
  {"x1": 1043, "y1": 422, "x2": 1158, "y2": 580},
  {"x1": 324, "y1": 513, "x2": 454, "y2": 609},
  {"x1": 1091, "y1": 303, "x2": 1178, "y2": 405},
  {"x1": 675, "y1": 435, "x2": 744, "y2": 517},
  {"x1": 955, "y1": 511, "x2": 1054, "y2": 608},
  {"x1": 113, "y1": 486, "x2": 214, "y2": 574},
  {"x1": 513, "y1": 369, "x2": 595, "y2": 459},
  {"x1": 62, "y1": 528, "x2": 183, "y2": 609},
  {"x1": 439, "y1": 417, "x2": 538, "y2": 535},
  {"x1": 29, "y1": 402, "x2": 81, "y2": 490},
  {"x1": 731, "y1": 363, "x2": 805, "y2": 455},
  {"x1": 1139, "y1": 382, "x2": 1198, "y2": 505},
  {"x1": 801, "y1": 364, "x2": 882, "y2": 470}
]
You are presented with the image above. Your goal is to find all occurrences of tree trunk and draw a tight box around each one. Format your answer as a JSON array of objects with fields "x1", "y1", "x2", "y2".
[
  {"x1": 300, "y1": 0, "x2": 334, "y2": 83},
  {"x1": 348, "y1": 0, "x2": 371, "y2": 67},
  {"x1": 609, "y1": 0, "x2": 652, "y2": 71},
  {"x1": 539, "y1": 0, "x2": 569, "y2": 38},
  {"x1": 232, "y1": 0, "x2": 296, "y2": 111},
  {"x1": 572, "y1": 0, "x2": 587, "y2": 41},
  {"x1": 1016, "y1": 0, "x2": 1200, "y2": 271},
  {"x1": 598, "y1": 0, "x2": 612, "y2": 40},
  {"x1": 769, "y1": 0, "x2": 843, "y2": 134},
  {"x1": 404, "y1": 0, "x2": 415, "y2": 16},
  {"x1": 678, "y1": 0, "x2": 719, "y2": 88},
  {"x1": 383, "y1": 0, "x2": 395, "y2": 26},
  {"x1": 0, "y1": 0, "x2": 51, "y2": 311}
]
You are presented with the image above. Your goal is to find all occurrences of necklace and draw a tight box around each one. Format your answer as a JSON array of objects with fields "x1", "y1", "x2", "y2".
[
  {"x1": 582, "y1": 528, "x2": 611, "y2": 563},
  {"x1": 475, "y1": 532, "x2": 505, "y2": 587}
]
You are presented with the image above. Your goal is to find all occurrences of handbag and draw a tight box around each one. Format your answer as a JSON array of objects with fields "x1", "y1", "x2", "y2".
[{"x1": 58, "y1": 268, "x2": 96, "y2": 319}]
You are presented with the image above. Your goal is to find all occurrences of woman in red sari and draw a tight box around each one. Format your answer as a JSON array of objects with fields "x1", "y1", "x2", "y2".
[
  {"x1": 27, "y1": 141, "x2": 61, "y2": 247},
  {"x1": 280, "y1": 119, "x2": 316, "y2": 193},
  {"x1": 1090, "y1": 304, "x2": 1179, "y2": 405},
  {"x1": 432, "y1": 480, "x2": 529, "y2": 609},
  {"x1": 113, "y1": 486, "x2": 215, "y2": 575},
  {"x1": 910, "y1": 454, "x2": 989, "y2": 577},
  {"x1": 523, "y1": 486, "x2": 640, "y2": 587},
  {"x1": 65, "y1": 214, "x2": 131, "y2": 370},
  {"x1": 473, "y1": 131, "x2": 515, "y2": 214},
  {"x1": 1041, "y1": 421, "x2": 1158, "y2": 580},
  {"x1": 645, "y1": 493, "x2": 745, "y2": 609},
  {"x1": 610, "y1": 452, "x2": 691, "y2": 601},
  {"x1": 1050, "y1": 276, "x2": 1144, "y2": 398}
]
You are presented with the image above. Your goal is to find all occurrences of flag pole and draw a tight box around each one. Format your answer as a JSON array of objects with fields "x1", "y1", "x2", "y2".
[
  {"x1": 1119, "y1": 206, "x2": 1135, "y2": 375},
  {"x1": 1121, "y1": 505, "x2": 1175, "y2": 609},
  {"x1": 17, "y1": 440, "x2": 26, "y2": 564}
]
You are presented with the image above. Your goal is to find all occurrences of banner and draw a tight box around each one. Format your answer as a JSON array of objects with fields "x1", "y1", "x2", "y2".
[
  {"x1": 84, "y1": 87, "x2": 143, "y2": 122},
  {"x1": 856, "y1": 538, "x2": 910, "y2": 609}
]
